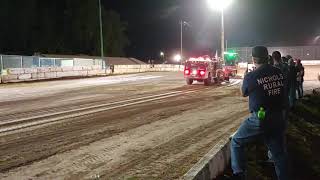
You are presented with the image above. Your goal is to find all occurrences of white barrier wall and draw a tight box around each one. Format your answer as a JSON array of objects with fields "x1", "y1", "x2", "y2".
[
  {"x1": 183, "y1": 138, "x2": 231, "y2": 180},
  {"x1": 0, "y1": 64, "x2": 184, "y2": 83}
]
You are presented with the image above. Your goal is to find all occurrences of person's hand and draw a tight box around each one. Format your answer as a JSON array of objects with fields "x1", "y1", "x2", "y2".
[{"x1": 244, "y1": 68, "x2": 249, "y2": 76}]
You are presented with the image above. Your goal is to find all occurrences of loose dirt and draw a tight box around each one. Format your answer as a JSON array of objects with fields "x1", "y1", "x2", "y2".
[{"x1": 0, "y1": 72, "x2": 249, "y2": 179}]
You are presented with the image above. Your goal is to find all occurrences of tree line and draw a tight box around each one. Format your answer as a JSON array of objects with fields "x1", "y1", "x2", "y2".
[{"x1": 0, "y1": 0, "x2": 129, "y2": 56}]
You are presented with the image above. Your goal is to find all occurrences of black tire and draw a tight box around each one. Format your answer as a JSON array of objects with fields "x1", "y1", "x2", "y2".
[
  {"x1": 204, "y1": 73, "x2": 212, "y2": 86},
  {"x1": 216, "y1": 71, "x2": 225, "y2": 83},
  {"x1": 186, "y1": 78, "x2": 193, "y2": 85}
]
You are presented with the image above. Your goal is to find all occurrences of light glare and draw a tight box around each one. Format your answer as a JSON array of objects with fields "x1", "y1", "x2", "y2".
[
  {"x1": 174, "y1": 54, "x2": 182, "y2": 62},
  {"x1": 207, "y1": 0, "x2": 233, "y2": 11}
]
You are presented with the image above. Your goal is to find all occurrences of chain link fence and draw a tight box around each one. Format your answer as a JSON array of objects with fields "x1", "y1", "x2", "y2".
[{"x1": 0, "y1": 55, "x2": 105, "y2": 74}]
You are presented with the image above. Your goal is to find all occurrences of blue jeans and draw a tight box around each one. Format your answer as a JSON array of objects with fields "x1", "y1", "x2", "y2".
[
  {"x1": 289, "y1": 86, "x2": 296, "y2": 108},
  {"x1": 231, "y1": 112, "x2": 288, "y2": 180},
  {"x1": 297, "y1": 81, "x2": 303, "y2": 98}
]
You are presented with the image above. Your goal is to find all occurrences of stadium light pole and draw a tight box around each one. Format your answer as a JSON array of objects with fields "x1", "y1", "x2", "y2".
[
  {"x1": 98, "y1": 0, "x2": 104, "y2": 58},
  {"x1": 160, "y1": 51, "x2": 165, "y2": 63},
  {"x1": 207, "y1": 0, "x2": 233, "y2": 63},
  {"x1": 180, "y1": 21, "x2": 191, "y2": 63},
  {"x1": 98, "y1": 0, "x2": 106, "y2": 69}
]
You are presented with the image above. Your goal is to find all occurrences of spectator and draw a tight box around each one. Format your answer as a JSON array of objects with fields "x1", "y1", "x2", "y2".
[
  {"x1": 288, "y1": 58, "x2": 297, "y2": 107},
  {"x1": 231, "y1": 46, "x2": 288, "y2": 180},
  {"x1": 273, "y1": 52, "x2": 288, "y2": 76},
  {"x1": 269, "y1": 51, "x2": 290, "y2": 163},
  {"x1": 285, "y1": 55, "x2": 292, "y2": 60},
  {"x1": 268, "y1": 55, "x2": 274, "y2": 65},
  {"x1": 296, "y1": 59, "x2": 304, "y2": 98},
  {"x1": 282, "y1": 56, "x2": 288, "y2": 65},
  {"x1": 273, "y1": 52, "x2": 289, "y2": 100}
]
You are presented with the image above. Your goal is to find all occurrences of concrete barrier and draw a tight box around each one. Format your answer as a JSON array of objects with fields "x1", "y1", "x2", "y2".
[
  {"x1": 44, "y1": 72, "x2": 57, "y2": 79},
  {"x1": 52, "y1": 67, "x2": 63, "y2": 72},
  {"x1": 7, "y1": 68, "x2": 24, "y2": 75},
  {"x1": 57, "y1": 71, "x2": 81, "y2": 78},
  {"x1": 18, "y1": 74, "x2": 32, "y2": 80},
  {"x1": 183, "y1": 137, "x2": 231, "y2": 180},
  {"x1": 0, "y1": 64, "x2": 184, "y2": 83},
  {"x1": 72, "y1": 66, "x2": 84, "y2": 71},
  {"x1": 62, "y1": 67, "x2": 74, "y2": 72},
  {"x1": 37, "y1": 67, "x2": 51, "y2": 73},
  {"x1": 24, "y1": 68, "x2": 38, "y2": 74},
  {"x1": 1, "y1": 74, "x2": 18, "y2": 82},
  {"x1": 31, "y1": 72, "x2": 45, "y2": 79}
]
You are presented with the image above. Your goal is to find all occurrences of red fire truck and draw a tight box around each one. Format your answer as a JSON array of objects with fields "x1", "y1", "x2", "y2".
[{"x1": 184, "y1": 56, "x2": 225, "y2": 86}]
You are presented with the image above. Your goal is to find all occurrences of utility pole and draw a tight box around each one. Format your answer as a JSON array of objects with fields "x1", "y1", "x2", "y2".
[
  {"x1": 98, "y1": 0, "x2": 106, "y2": 69},
  {"x1": 221, "y1": 9, "x2": 225, "y2": 63},
  {"x1": 180, "y1": 20, "x2": 191, "y2": 64},
  {"x1": 226, "y1": 39, "x2": 228, "y2": 51},
  {"x1": 98, "y1": 0, "x2": 104, "y2": 57},
  {"x1": 180, "y1": 20, "x2": 183, "y2": 60}
]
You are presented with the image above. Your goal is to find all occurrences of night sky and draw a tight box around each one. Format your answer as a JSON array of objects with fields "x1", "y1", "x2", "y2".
[{"x1": 106, "y1": 0, "x2": 320, "y2": 60}]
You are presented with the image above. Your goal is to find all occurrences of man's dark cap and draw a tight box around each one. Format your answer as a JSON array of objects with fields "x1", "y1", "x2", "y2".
[
  {"x1": 252, "y1": 46, "x2": 269, "y2": 59},
  {"x1": 286, "y1": 55, "x2": 292, "y2": 59}
]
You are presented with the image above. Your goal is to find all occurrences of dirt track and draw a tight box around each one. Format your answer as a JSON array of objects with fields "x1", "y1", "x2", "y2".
[{"x1": 0, "y1": 72, "x2": 249, "y2": 179}]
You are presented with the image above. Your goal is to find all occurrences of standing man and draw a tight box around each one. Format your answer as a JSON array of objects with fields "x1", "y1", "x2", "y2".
[
  {"x1": 288, "y1": 58, "x2": 297, "y2": 107},
  {"x1": 296, "y1": 59, "x2": 304, "y2": 98},
  {"x1": 231, "y1": 46, "x2": 288, "y2": 180},
  {"x1": 273, "y1": 52, "x2": 289, "y2": 78},
  {"x1": 273, "y1": 51, "x2": 289, "y2": 97},
  {"x1": 272, "y1": 51, "x2": 289, "y2": 112},
  {"x1": 268, "y1": 55, "x2": 274, "y2": 65}
]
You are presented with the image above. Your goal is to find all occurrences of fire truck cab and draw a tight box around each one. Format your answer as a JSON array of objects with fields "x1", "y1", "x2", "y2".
[{"x1": 184, "y1": 56, "x2": 225, "y2": 86}]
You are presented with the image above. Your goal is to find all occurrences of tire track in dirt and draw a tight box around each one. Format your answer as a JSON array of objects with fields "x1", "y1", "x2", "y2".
[
  {"x1": 0, "y1": 83, "x2": 208, "y2": 122},
  {"x1": 101, "y1": 101, "x2": 248, "y2": 179},
  {"x1": 0, "y1": 91, "x2": 246, "y2": 179}
]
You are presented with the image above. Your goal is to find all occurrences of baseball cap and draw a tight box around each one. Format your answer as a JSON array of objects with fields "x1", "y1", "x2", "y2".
[
  {"x1": 252, "y1": 46, "x2": 269, "y2": 59},
  {"x1": 286, "y1": 55, "x2": 292, "y2": 59}
]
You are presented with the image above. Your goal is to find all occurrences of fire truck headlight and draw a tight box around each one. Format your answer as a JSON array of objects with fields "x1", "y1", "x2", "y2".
[{"x1": 192, "y1": 70, "x2": 197, "y2": 75}]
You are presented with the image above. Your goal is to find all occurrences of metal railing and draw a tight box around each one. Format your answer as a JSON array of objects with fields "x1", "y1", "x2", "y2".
[{"x1": 0, "y1": 55, "x2": 105, "y2": 74}]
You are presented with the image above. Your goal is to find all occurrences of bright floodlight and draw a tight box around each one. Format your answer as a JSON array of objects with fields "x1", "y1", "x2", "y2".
[
  {"x1": 207, "y1": 0, "x2": 233, "y2": 11},
  {"x1": 174, "y1": 54, "x2": 182, "y2": 62},
  {"x1": 160, "y1": 52, "x2": 164, "y2": 56}
]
